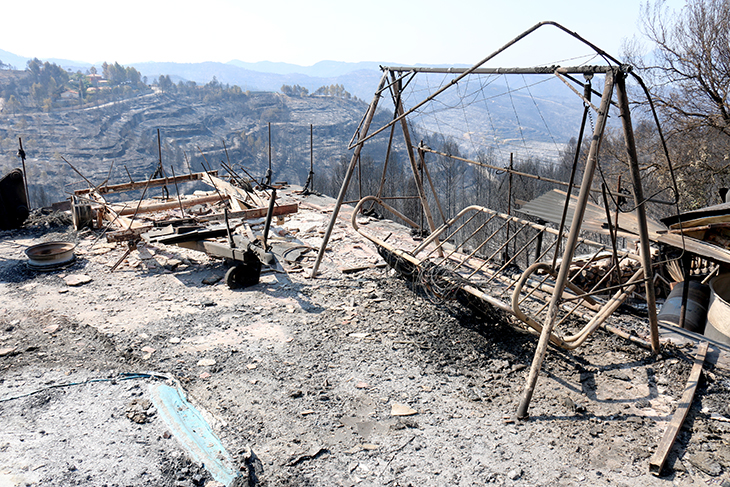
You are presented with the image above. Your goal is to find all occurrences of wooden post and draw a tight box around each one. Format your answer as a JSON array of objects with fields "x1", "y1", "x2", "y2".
[{"x1": 649, "y1": 342, "x2": 708, "y2": 475}]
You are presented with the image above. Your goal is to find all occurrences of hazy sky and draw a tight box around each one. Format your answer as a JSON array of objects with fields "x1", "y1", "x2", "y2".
[{"x1": 2, "y1": 0, "x2": 686, "y2": 67}]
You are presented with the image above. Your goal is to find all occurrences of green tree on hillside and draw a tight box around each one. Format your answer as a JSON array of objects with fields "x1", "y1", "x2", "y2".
[
  {"x1": 158, "y1": 74, "x2": 174, "y2": 93},
  {"x1": 281, "y1": 84, "x2": 309, "y2": 96},
  {"x1": 313, "y1": 84, "x2": 351, "y2": 99},
  {"x1": 102, "y1": 62, "x2": 144, "y2": 87},
  {"x1": 25, "y1": 58, "x2": 69, "y2": 107}
]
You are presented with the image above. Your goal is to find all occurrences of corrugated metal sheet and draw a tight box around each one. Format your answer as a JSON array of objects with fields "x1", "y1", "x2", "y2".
[
  {"x1": 516, "y1": 189, "x2": 665, "y2": 239},
  {"x1": 518, "y1": 190, "x2": 730, "y2": 265}
]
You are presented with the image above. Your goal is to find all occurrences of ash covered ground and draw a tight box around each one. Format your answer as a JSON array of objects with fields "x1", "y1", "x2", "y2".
[{"x1": 1, "y1": 190, "x2": 730, "y2": 487}]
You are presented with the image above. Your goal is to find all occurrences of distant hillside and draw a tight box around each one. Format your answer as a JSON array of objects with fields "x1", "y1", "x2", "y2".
[
  {"x1": 0, "y1": 51, "x2": 593, "y2": 210},
  {"x1": 226, "y1": 60, "x2": 388, "y2": 77},
  {"x1": 0, "y1": 50, "x2": 584, "y2": 150},
  {"x1": 0, "y1": 88, "x2": 397, "y2": 206},
  {"x1": 132, "y1": 61, "x2": 383, "y2": 102},
  {"x1": 0, "y1": 49, "x2": 30, "y2": 70}
]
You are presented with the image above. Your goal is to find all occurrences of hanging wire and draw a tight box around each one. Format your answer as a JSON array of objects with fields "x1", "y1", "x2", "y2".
[
  {"x1": 521, "y1": 74, "x2": 562, "y2": 154},
  {"x1": 504, "y1": 75, "x2": 529, "y2": 152}
]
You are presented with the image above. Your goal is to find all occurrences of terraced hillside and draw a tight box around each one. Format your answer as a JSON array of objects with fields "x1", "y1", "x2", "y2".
[{"x1": 0, "y1": 89, "x2": 386, "y2": 206}]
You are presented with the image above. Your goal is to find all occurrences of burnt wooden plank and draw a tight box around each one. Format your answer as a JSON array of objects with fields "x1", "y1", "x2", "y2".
[{"x1": 648, "y1": 341, "x2": 709, "y2": 476}]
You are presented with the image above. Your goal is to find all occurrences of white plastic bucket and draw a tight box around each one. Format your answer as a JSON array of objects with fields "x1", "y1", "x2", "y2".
[{"x1": 706, "y1": 274, "x2": 730, "y2": 346}]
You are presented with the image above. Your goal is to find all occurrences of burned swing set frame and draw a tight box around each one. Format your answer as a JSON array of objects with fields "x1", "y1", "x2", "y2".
[{"x1": 312, "y1": 22, "x2": 665, "y2": 418}]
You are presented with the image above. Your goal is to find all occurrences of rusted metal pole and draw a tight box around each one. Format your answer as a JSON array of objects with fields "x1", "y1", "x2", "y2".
[
  {"x1": 357, "y1": 153, "x2": 363, "y2": 202},
  {"x1": 392, "y1": 73, "x2": 440, "y2": 238},
  {"x1": 61, "y1": 156, "x2": 94, "y2": 189},
  {"x1": 309, "y1": 72, "x2": 389, "y2": 278},
  {"x1": 615, "y1": 72, "x2": 660, "y2": 353},
  {"x1": 613, "y1": 175, "x2": 623, "y2": 255},
  {"x1": 368, "y1": 121, "x2": 397, "y2": 213},
  {"x1": 266, "y1": 122, "x2": 272, "y2": 186},
  {"x1": 516, "y1": 69, "x2": 616, "y2": 420},
  {"x1": 157, "y1": 129, "x2": 169, "y2": 199},
  {"x1": 417, "y1": 142, "x2": 446, "y2": 223},
  {"x1": 124, "y1": 165, "x2": 134, "y2": 184},
  {"x1": 504, "y1": 153, "x2": 513, "y2": 264},
  {"x1": 679, "y1": 251, "x2": 692, "y2": 329},
  {"x1": 127, "y1": 172, "x2": 155, "y2": 230},
  {"x1": 419, "y1": 147, "x2": 425, "y2": 234},
  {"x1": 601, "y1": 183, "x2": 621, "y2": 287},
  {"x1": 308, "y1": 124, "x2": 314, "y2": 191},
  {"x1": 262, "y1": 188, "x2": 277, "y2": 249},
  {"x1": 16, "y1": 138, "x2": 30, "y2": 208},
  {"x1": 169, "y1": 164, "x2": 185, "y2": 218}
]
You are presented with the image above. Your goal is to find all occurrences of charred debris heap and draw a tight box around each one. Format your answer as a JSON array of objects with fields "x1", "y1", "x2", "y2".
[{"x1": 4, "y1": 21, "x2": 730, "y2": 479}]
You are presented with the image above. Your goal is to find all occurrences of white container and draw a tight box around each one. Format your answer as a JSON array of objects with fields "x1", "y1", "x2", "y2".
[{"x1": 706, "y1": 274, "x2": 730, "y2": 346}]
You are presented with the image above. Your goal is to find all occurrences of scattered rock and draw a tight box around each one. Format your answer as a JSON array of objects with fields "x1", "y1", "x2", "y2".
[
  {"x1": 202, "y1": 274, "x2": 222, "y2": 285},
  {"x1": 507, "y1": 468, "x2": 522, "y2": 480},
  {"x1": 560, "y1": 396, "x2": 577, "y2": 412},
  {"x1": 164, "y1": 258, "x2": 182, "y2": 270},
  {"x1": 0, "y1": 346, "x2": 17, "y2": 357},
  {"x1": 605, "y1": 369, "x2": 631, "y2": 381},
  {"x1": 635, "y1": 399, "x2": 651, "y2": 409},
  {"x1": 687, "y1": 452, "x2": 722, "y2": 476},
  {"x1": 64, "y1": 274, "x2": 92, "y2": 287},
  {"x1": 126, "y1": 398, "x2": 154, "y2": 424},
  {"x1": 197, "y1": 358, "x2": 216, "y2": 367},
  {"x1": 391, "y1": 403, "x2": 418, "y2": 416}
]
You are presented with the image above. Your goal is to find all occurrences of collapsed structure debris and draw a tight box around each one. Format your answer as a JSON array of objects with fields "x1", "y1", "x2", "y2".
[
  {"x1": 5, "y1": 22, "x2": 730, "y2": 485},
  {"x1": 312, "y1": 20, "x2": 730, "y2": 428},
  {"x1": 68, "y1": 166, "x2": 298, "y2": 287}
]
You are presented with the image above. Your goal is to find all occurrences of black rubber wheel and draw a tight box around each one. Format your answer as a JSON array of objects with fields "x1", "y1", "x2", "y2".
[
  {"x1": 225, "y1": 255, "x2": 262, "y2": 289},
  {"x1": 225, "y1": 265, "x2": 243, "y2": 289}
]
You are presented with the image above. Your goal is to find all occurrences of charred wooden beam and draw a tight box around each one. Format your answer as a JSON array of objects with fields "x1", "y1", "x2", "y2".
[
  {"x1": 649, "y1": 342, "x2": 708, "y2": 476},
  {"x1": 73, "y1": 171, "x2": 217, "y2": 196},
  {"x1": 196, "y1": 202, "x2": 299, "y2": 223}
]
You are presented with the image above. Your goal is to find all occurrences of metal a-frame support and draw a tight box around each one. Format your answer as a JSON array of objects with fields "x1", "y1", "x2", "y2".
[
  {"x1": 309, "y1": 72, "x2": 388, "y2": 277},
  {"x1": 516, "y1": 66, "x2": 660, "y2": 418},
  {"x1": 310, "y1": 22, "x2": 661, "y2": 421}
]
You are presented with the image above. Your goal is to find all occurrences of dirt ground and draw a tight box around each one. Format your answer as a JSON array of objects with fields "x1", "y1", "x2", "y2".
[{"x1": 1, "y1": 189, "x2": 730, "y2": 486}]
